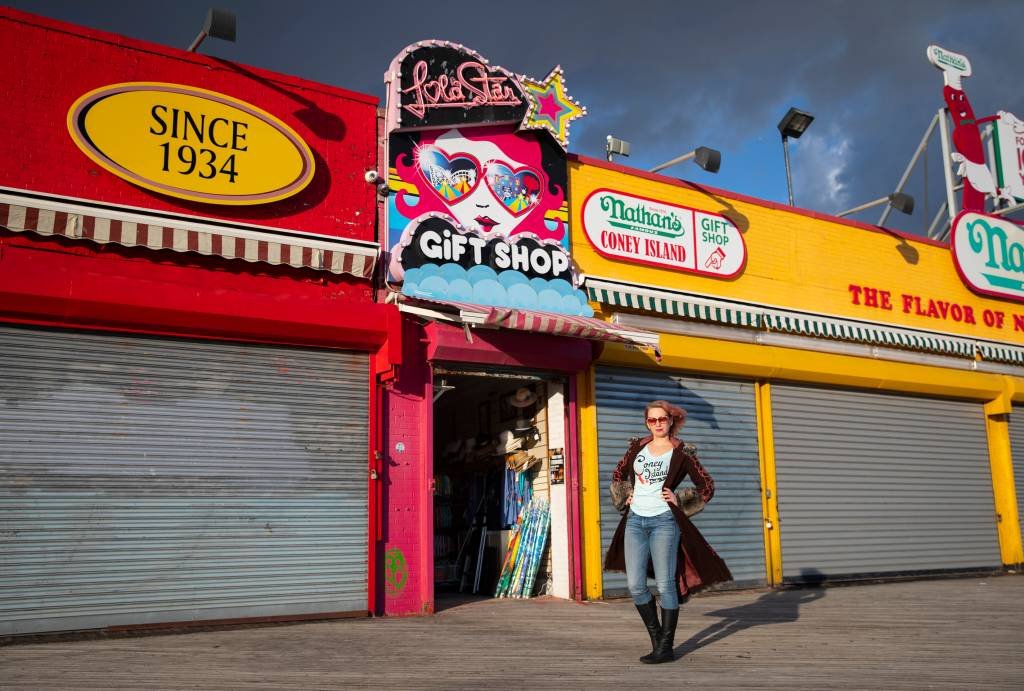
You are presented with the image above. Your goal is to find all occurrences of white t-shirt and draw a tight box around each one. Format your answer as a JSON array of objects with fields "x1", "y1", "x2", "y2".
[{"x1": 630, "y1": 444, "x2": 673, "y2": 517}]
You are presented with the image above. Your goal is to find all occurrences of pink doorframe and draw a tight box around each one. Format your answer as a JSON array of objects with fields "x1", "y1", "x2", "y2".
[{"x1": 382, "y1": 316, "x2": 600, "y2": 615}]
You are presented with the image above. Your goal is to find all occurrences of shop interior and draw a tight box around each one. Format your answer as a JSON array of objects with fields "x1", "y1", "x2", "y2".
[{"x1": 432, "y1": 367, "x2": 565, "y2": 600}]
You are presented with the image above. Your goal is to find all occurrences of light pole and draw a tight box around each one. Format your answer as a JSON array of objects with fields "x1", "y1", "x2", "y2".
[{"x1": 778, "y1": 107, "x2": 814, "y2": 206}]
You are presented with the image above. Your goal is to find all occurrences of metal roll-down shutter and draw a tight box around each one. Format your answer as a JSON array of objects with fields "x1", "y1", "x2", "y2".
[
  {"x1": 770, "y1": 384, "x2": 999, "y2": 582},
  {"x1": 595, "y1": 366, "x2": 764, "y2": 595},
  {"x1": 0, "y1": 325, "x2": 368, "y2": 636}
]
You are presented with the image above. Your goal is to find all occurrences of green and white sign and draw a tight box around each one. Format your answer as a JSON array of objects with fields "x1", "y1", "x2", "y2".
[
  {"x1": 952, "y1": 211, "x2": 1024, "y2": 301},
  {"x1": 927, "y1": 45, "x2": 972, "y2": 89},
  {"x1": 580, "y1": 188, "x2": 745, "y2": 277}
]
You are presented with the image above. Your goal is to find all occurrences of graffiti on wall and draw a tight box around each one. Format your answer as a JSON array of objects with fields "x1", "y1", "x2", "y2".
[{"x1": 384, "y1": 547, "x2": 409, "y2": 595}]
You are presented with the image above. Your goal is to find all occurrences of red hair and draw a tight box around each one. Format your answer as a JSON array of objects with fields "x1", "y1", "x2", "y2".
[{"x1": 644, "y1": 400, "x2": 687, "y2": 437}]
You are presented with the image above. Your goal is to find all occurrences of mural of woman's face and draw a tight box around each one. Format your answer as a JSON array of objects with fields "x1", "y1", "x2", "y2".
[{"x1": 417, "y1": 129, "x2": 544, "y2": 236}]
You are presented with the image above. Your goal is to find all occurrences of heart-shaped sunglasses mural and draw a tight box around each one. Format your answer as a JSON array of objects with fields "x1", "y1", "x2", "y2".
[{"x1": 417, "y1": 146, "x2": 543, "y2": 216}]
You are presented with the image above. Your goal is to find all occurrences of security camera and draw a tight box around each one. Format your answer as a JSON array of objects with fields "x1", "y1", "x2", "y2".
[{"x1": 364, "y1": 170, "x2": 380, "y2": 185}]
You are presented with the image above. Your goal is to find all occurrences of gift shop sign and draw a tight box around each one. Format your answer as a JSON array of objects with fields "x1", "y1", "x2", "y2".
[
  {"x1": 581, "y1": 189, "x2": 745, "y2": 278},
  {"x1": 951, "y1": 211, "x2": 1024, "y2": 302},
  {"x1": 68, "y1": 83, "x2": 315, "y2": 205}
]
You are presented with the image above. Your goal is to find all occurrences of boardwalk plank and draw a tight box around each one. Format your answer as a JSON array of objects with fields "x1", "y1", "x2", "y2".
[{"x1": 1, "y1": 575, "x2": 1021, "y2": 690}]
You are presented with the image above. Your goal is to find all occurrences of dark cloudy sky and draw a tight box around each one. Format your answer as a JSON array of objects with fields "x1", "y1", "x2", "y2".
[{"x1": 9, "y1": 0, "x2": 1024, "y2": 235}]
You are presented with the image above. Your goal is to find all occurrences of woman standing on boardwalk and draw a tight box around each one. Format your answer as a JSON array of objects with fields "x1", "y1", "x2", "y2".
[{"x1": 604, "y1": 400, "x2": 732, "y2": 664}]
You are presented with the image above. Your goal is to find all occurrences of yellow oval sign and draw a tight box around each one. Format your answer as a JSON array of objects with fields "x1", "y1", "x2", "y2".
[{"x1": 67, "y1": 82, "x2": 315, "y2": 205}]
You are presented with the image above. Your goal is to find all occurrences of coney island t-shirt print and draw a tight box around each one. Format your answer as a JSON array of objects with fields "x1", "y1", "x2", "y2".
[{"x1": 631, "y1": 445, "x2": 672, "y2": 517}]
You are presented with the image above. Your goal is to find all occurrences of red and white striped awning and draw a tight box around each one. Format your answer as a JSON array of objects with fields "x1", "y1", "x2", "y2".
[
  {"x1": 398, "y1": 296, "x2": 661, "y2": 357},
  {"x1": 0, "y1": 192, "x2": 378, "y2": 279}
]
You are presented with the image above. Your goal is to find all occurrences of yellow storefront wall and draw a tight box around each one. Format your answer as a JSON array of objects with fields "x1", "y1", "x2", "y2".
[
  {"x1": 571, "y1": 159, "x2": 1024, "y2": 598},
  {"x1": 569, "y1": 159, "x2": 1024, "y2": 344}
]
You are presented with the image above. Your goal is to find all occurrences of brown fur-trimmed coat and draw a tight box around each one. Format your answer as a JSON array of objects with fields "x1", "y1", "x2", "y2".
[{"x1": 603, "y1": 435, "x2": 733, "y2": 598}]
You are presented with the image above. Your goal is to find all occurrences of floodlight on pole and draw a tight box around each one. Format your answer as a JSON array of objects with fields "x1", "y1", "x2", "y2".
[
  {"x1": 606, "y1": 135, "x2": 631, "y2": 162},
  {"x1": 778, "y1": 107, "x2": 814, "y2": 206},
  {"x1": 837, "y1": 192, "x2": 916, "y2": 218},
  {"x1": 649, "y1": 146, "x2": 721, "y2": 174},
  {"x1": 187, "y1": 8, "x2": 236, "y2": 52}
]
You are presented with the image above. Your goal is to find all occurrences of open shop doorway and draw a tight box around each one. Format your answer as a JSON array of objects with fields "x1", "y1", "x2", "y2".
[{"x1": 432, "y1": 365, "x2": 570, "y2": 604}]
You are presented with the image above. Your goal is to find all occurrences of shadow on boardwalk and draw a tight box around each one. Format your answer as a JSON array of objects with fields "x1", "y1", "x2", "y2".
[{"x1": 677, "y1": 570, "x2": 827, "y2": 656}]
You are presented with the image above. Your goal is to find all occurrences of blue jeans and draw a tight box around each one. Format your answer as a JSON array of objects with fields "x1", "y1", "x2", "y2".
[{"x1": 624, "y1": 509, "x2": 681, "y2": 609}]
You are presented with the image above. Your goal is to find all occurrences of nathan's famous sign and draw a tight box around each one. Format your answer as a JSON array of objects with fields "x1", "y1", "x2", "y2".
[
  {"x1": 952, "y1": 212, "x2": 1024, "y2": 303},
  {"x1": 383, "y1": 41, "x2": 591, "y2": 316},
  {"x1": 581, "y1": 189, "x2": 745, "y2": 277}
]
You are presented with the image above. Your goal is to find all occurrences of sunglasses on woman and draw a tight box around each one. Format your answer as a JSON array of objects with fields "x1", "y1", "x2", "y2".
[{"x1": 646, "y1": 416, "x2": 670, "y2": 425}]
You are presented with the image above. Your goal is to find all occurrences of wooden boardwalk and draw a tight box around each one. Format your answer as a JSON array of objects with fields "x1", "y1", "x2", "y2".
[{"x1": 2, "y1": 575, "x2": 1022, "y2": 690}]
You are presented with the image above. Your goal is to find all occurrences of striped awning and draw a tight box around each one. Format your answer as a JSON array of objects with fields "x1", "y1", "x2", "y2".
[
  {"x1": 398, "y1": 296, "x2": 661, "y2": 357},
  {"x1": 763, "y1": 312, "x2": 977, "y2": 358},
  {"x1": 0, "y1": 194, "x2": 378, "y2": 279},
  {"x1": 586, "y1": 279, "x2": 762, "y2": 328},
  {"x1": 584, "y1": 277, "x2": 1018, "y2": 362},
  {"x1": 976, "y1": 342, "x2": 1024, "y2": 366}
]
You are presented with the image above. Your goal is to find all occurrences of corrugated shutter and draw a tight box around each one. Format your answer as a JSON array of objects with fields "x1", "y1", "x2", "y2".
[
  {"x1": 0, "y1": 325, "x2": 368, "y2": 636},
  {"x1": 771, "y1": 384, "x2": 999, "y2": 582},
  {"x1": 595, "y1": 366, "x2": 765, "y2": 595},
  {"x1": 1008, "y1": 406, "x2": 1024, "y2": 554}
]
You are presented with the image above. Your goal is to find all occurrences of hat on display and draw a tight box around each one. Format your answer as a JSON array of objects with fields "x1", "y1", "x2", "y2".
[
  {"x1": 508, "y1": 387, "x2": 538, "y2": 408},
  {"x1": 512, "y1": 419, "x2": 542, "y2": 448},
  {"x1": 498, "y1": 430, "x2": 524, "y2": 453},
  {"x1": 505, "y1": 450, "x2": 541, "y2": 473},
  {"x1": 514, "y1": 417, "x2": 535, "y2": 432}
]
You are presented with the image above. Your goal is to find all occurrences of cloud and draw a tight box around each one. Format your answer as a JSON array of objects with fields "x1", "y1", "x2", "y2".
[
  {"x1": 791, "y1": 126, "x2": 853, "y2": 212},
  {"x1": 8, "y1": 0, "x2": 1024, "y2": 233}
]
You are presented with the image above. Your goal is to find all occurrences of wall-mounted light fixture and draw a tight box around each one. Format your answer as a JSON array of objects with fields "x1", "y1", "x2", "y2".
[
  {"x1": 187, "y1": 8, "x2": 236, "y2": 52},
  {"x1": 649, "y1": 146, "x2": 721, "y2": 175},
  {"x1": 837, "y1": 192, "x2": 916, "y2": 218}
]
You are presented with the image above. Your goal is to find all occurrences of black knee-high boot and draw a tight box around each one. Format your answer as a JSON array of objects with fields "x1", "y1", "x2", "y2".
[
  {"x1": 649, "y1": 607, "x2": 678, "y2": 663},
  {"x1": 635, "y1": 600, "x2": 661, "y2": 663}
]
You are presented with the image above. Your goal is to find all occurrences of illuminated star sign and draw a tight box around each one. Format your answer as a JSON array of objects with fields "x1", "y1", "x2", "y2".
[{"x1": 521, "y1": 66, "x2": 586, "y2": 148}]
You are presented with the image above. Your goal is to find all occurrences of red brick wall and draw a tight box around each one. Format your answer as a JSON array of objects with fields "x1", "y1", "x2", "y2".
[{"x1": 0, "y1": 8, "x2": 378, "y2": 241}]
